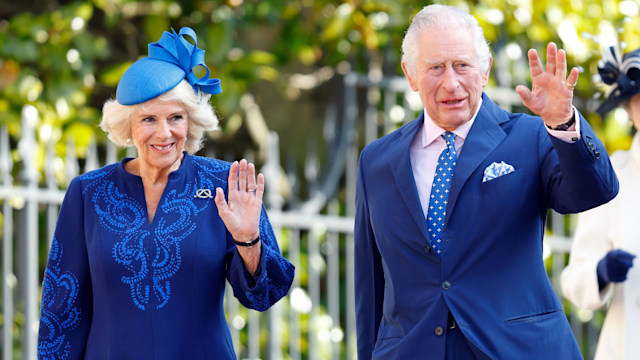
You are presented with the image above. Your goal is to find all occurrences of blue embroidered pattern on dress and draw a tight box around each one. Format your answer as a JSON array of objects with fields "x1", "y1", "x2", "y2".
[
  {"x1": 80, "y1": 157, "x2": 292, "y2": 312},
  {"x1": 38, "y1": 238, "x2": 81, "y2": 360},
  {"x1": 193, "y1": 157, "x2": 229, "y2": 184},
  {"x1": 86, "y1": 160, "x2": 216, "y2": 310}
]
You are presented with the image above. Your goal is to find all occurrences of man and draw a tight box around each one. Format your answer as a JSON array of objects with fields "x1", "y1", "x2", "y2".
[{"x1": 354, "y1": 4, "x2": 618, "y2": 360}]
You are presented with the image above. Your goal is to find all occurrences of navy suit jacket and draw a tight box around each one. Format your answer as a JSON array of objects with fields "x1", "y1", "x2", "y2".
[{"x1": 354, "y1": 94, "x2": 619, "y2": 360}]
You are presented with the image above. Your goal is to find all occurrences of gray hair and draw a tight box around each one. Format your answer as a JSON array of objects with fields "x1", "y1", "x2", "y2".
[
  {"x1": 401, "y1": 4, "x2": 492, "y2": 77},
  {"x1": 100, "y1": 80, "x2": 218, "y2": 154}
]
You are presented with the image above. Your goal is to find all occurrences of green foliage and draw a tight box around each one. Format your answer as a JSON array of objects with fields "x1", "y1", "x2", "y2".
[{"x1": 3, "y1": 0, "x2": 639, "y2": 176}]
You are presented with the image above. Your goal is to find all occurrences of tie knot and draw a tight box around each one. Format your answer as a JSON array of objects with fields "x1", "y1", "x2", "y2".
[{"x1": 442, "y1": 132, "x2": 455, "y2": 147}]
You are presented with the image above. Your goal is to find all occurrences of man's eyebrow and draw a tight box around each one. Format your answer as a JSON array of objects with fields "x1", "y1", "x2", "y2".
[{"x1": 422, "y1": 56, "x2": 474, "y2": 66}]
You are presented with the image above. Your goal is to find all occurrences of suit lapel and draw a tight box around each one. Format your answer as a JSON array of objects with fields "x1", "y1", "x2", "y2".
[
  {"x1": 445, "y1": 95, "x2": 508, "y2": 225},
  {"x1": 386, "y1": 114, "x2": 432, "y2": 241},
  {"x1": 384, "y1": 96, "x2": 509, "y2": 239}
]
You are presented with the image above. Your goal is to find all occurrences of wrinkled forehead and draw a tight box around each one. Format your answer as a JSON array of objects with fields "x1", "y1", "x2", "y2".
[{"x1": 417, "y1": 28, "x2": 479, "y2": 64}]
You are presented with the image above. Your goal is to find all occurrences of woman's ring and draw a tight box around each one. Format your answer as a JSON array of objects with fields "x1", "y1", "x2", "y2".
[{"x1": 247, "y1": 187, "x2": 258, "y2": 193}]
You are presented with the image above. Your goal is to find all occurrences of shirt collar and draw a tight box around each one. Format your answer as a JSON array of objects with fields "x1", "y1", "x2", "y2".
[{"x1": 422, "y1": 98, "x2": 483, "y2": 147}]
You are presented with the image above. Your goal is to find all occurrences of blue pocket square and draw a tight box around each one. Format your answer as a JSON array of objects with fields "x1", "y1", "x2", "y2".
[{"x1": 483, "y1": 161, "x2": 515, "y2": 182}]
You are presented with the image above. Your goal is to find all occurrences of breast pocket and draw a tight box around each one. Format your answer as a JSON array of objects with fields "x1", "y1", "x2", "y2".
[{"x1": 480, "y1": 169, "x2": 523, "y2": 197}]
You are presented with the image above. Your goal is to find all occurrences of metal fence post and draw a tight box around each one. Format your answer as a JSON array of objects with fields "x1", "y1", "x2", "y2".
[
  {"x1": 1, "y1": 126, "x2": 15, "y2": 360},
  {"x1": 17, "y1": 105, "x2": 40, "y2": 360},
  {"x1": 266, "y1": 131, "x2": 283, "y2": 360}
]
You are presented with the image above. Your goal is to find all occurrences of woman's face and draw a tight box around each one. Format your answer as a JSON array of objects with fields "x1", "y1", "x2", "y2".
[
  {"x1": 629, "y1": 93, "x2": 640, "y2": 131},
  {"x1": 130, "y1": 98, "x2": 189, "y2": 173}
]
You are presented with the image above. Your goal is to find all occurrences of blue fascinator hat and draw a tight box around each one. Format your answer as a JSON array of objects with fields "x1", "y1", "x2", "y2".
[
  {"x1": 596, "y1": 44, "x2": 640, "y2": 116},
  {"x1": 116, "y1": 27, "x2": 222, "y2": 106}
]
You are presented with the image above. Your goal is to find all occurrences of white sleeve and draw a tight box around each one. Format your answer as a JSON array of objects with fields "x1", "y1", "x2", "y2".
[{"x1": 561, "y1": 200, "x2": 615, "y2": 310}]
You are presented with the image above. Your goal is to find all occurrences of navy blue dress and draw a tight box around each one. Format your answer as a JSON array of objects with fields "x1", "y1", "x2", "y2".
[{"x1": 37, "y1": 153, "x2": 295, "y2": 359}]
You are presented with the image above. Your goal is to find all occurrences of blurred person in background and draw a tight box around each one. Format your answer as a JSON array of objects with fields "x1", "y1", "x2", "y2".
[
  {"x1": 37, "y1": 27, "x2": 294, "y2": 359},
  {"x1": 561, "y1": 44, "x2": 640, "y2": 360},
  {"x1": 354, "y1": 4, "x2": 618, "y2": 360}
]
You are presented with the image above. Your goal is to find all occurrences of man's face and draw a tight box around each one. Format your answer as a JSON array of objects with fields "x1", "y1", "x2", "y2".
[{"x1": 402, "y1": 26, "x2": 491, "y2": 131}]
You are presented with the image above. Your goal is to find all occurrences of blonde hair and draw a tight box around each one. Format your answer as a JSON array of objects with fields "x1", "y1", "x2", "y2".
[{"x1": 100, "y1": 80, "x2": 218, "y2": 154}]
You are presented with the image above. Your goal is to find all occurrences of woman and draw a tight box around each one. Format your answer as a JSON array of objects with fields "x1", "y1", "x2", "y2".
[
  {"x1": 37, "y1": 27, "x2": 294, "y2": 359},
  {"x1": 561, "y1": 44, "x2": 640, "y2": 360}
]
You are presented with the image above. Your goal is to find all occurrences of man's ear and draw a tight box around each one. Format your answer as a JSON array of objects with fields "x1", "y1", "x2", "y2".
[
  {"x1": 482, "y1": 57, "x2": 493, "y2": 87},
  {"x1": 401, "y1": 61, "x2": 419, "y2": 92}
]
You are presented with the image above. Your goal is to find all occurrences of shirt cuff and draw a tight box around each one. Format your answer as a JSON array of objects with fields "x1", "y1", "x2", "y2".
[{"x1": 545, "y1": 105, "x2": 580, "y2": 143}]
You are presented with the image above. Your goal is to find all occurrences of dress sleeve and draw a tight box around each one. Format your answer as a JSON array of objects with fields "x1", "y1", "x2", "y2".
[
  {"x1": 225, "y1": 206, "x2": 294, "y2": 312},
  {"x1": 560, "y1": 200, "x2": 615, "y2": 310},
  {"x1": 38, "y1": 178, "x2": 93, "y2": 359}
]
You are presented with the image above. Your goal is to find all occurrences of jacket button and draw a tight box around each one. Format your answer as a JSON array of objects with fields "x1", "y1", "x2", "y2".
[
  {"x1": 435, "y1": 326, "x2": 444, "y2": 336},
  {"x1": 424, "y1": 245, "x2": 431, "y2": 254},
  {"x1": 442, "y1": 281, "x2": 451, "y2": 290}
]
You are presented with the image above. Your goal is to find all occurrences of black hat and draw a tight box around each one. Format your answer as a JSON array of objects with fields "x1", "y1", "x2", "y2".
[{"x1": 596, "y1": 45, "x2": 640, "y2": 116}]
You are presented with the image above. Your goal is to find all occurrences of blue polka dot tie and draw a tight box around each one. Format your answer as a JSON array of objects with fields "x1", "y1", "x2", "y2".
[{"x1": 426, "y1": 132, "x2": 457, "y2": 257}]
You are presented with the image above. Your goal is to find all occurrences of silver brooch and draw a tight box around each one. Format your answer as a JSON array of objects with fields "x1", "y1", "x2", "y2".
[{"x1": 194, "y1": 189, "x2": 214, "y2": 199}]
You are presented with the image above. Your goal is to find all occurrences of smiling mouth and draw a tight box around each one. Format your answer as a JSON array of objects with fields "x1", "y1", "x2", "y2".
[
  {"x1": 152, "y1": 143, "x2": 174, "y2": 151},
  {"x1": 443, "y1": 99, "x2": 464, "y2": 105}
]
